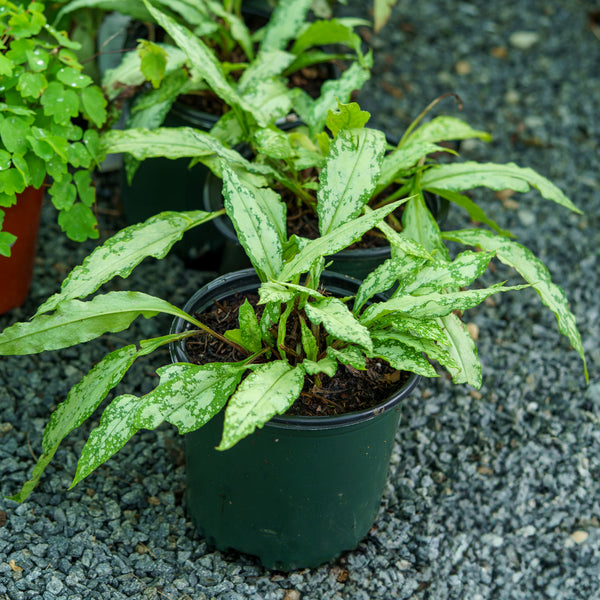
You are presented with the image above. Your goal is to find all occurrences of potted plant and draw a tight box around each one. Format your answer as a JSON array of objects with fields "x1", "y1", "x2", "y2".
[
  {"x1": 0, "y1": 104, "x2": 586, "y2": 569},
  {"x1": 0, "y1": 0, "x2": 108, "y2": 313}
]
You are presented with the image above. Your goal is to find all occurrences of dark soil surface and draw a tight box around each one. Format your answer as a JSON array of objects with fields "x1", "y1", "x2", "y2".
[{"x1": 185, "y1": 293, "x2": 411, "y2": 416}]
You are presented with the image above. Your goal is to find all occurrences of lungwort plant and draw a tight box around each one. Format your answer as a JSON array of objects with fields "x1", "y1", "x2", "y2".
[
  {"x1": 0, "y1": 106, "x2": 586, "y2": 502},
  {"x1": 0, "y1": 0, "x2": 108, "y2": 255},
  {"x1": 95, "y1": 0, "x2": 371, "y2": 180}
]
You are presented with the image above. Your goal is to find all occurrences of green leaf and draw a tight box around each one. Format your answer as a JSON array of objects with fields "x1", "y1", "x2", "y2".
[
  {"x1": 56, "y1": 67, "x2": 93, "y2": 89},
  {"x1": 0, "y1": 54, "x2": 13, "y2": 77},
  {"x1": 37, "y1": 210, "x2": 217, "y2": 314},
  {"x1": 360, "y1": 283, "x2": 529, "y2": 326},
  {"x1": 218, "y1": 361, "x2": 305, "y2": 450},
  {"x1": 0, "y1": 231, "x2": 17, "y2": 257},
  {"x1": 420, "y1": 162, "x2": 582, "y2": 214},
  {"x1": 57, "y1": 203, "x2": 99, "y2": 242},
  {"x1": 134, "y1": 362, "x2": 244, "y2": 433},
  {"x1": 398, "y1": 250, "x2": 493, "y2": 295},
  {"x1": 40, "y1": 82, "x2": 79, "y2": 125},
  {"x1": 374, "y1": 0, "x2": 396, "y2": 33},
  {"x1": 375, "y1": 141, "x2": 450, "y2": 193},
  {"x1": 402, "y1": 192, "x2": 448, "y2": 257},
  {"x1": 370, "y1": 339, "x2": 438, "y2": 377},
  {"x1": 327, "y1": 345, "x2": 366, "y2": 370},
  {"x1": 0, "y1": 291, "x2": 192, "y2": 355},
  {"x1": 305, "y1": 297, "x2": 373, "y2": 351},
  {"x1": 11, "y1": 344, "x2": 141, "y2": 502},
  {"x1": 0, "y1": 115, "x2": 33, "y2": 154},
  {"x1": 138, "y1": 40, "x2": 167, "y2": 89},
  {"x1": 79, "y1": 86, "x2": 108, "y2": 128},
  {"x1": 291, "y1": 18, "x2": 362, "y2": 55},
  {"x1": 238, "y1": 299, "x2": 262, "y2": 353},
  {"x1": 300, "y1": 318, "x2": 318, "y2": 361},
  {"x1": 407, "y1": 116, "x2": 492, "y2": 145},
  {"x1": 26, "y1": 47, "x2": 50, "y2": 73},
  {"x1": 296, "y1": 60, "x2": 372, "y2": 135},
  {"x1": 238, "y1": 50, "x2": 295, "y2": 92},
  {"x1": 16, "y1": 71, "x2": 47, "y2": 98},
  {"x1": 442, "y1": 228, "x2": 588, "y2": 381},
  {"x1": 49, "y1": 177, "x2": 77, "y2": 210},
  {"x1": 437, "y1": 313, "x2": 482, "y2": 387},
  {"x1": 318, "y1": 128, "x2": 386, "y2": 235},
  {"x1": 222, "y1": 164, "x2": 283, "y2": 280},
  {"x1": 279, "y1": 198, "x2": 405, "y2": 281},
  {"x1": 303, "y1": 355, "x2": 337, "y2": 377},
  {"x1": 54, "y1": 0, "x2": 154, "y2": 24},
  {"x1": 260, "y1": 0, "x2": 313, "y2": 52},
  {"x1": 325, "y1": 101, "x2": 371, "y2": 137},
  {"x1": 143, "y1": 0, "x2": 256, "y2": 121}
]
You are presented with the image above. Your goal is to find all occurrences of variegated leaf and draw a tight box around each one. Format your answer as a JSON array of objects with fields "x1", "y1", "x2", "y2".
[
  {"x1": 305, "y1": 297, "x2": 373, "y2": 351},
  {"x1": 327, "y1": 345, "x2": 366, "y2": 370},
  {"x1": 402, "y1": 193, "x2": 448, "y2": 258},
  {"x1": 135, "y1": 362, "x2": 244, "y2": 433},
  {"x1": 438, "y1": 313, "x2": 482, "y2": 387},
  {"x1": 406, "y1": 116, "x2": 492, "y2": 145},
  {"x1": 238, "y1": 300, "x2": 262, "y2": 353},
  {"x1": 222, "y1": 164, "x2": 284, "y2": 280},
  {"x1": 369, "y1": 339, "x2": 438, "y2": 377},
  {"x1": 375, "y1": 141, "x2": 450, "y2": 193},
  {"x1": 279, "y1": 198, "x2": 404, "y2": 281},
  {"x1": 318, "y1": 128, "x2": 386, "y2": 235},
  {"x1": 11, "y1": 344, "x2": 141, "y2": 502},
  {"x1": 71, "y1": 394, "x2": 142, "y2": 487},
  {"x1": 372, "y1": 329, "x2": 457, "y2": 371},
  {"x1": 421, "y1": 162, "x2": 582, "y2": 214},
  {"x1": 238, "y1": 50, "x2": 295, "y2": 92},
  {"x1": 443, "y1": 228, "x2": 588, "y2": 381},
  {"x1": 143, "y1": 0, "x2": 257, "y2": 121},
  {"x1": 360, "y1": 283, "x2": 529, "y2": 326},
  {"x1": 259, "y1": 0, "x2": 313, "y2": 52},
  {"x1": 0, "y1": 292, "x2": 191, "y2": 355},
  {"x1": 303, "y1": 356, "x2": 337, "y2": 377},
  {"x1": 297, "y1": 61, "x2": 372, "y2": 135},
  {"x1": 259, "y1": 280, "x2": 324, "y2": 305},
  {"x1": 399, "y1": 250, "x2": 493, "y2": 295},
  {"x1": 218, "y1": 361, "x2": 305, "y2": 450},
  {"x1": 37, "y1": 211, "x2": 217, "y2": 314},
  {"x1": 354, "y1": 254, "x2": 429, "y2": 314}
]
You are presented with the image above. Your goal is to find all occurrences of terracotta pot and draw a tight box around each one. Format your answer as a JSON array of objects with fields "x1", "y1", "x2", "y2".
[{"x1": 0, "y1": 186, "x2": 44, "y2": 314}]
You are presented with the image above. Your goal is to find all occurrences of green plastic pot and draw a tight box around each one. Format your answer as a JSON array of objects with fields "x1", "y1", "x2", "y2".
[
  {"x1": 203, "y1": 172, "x2": 449, "y2": 279},
  {"x1": 170, "y1": 269, "x2": 419, "y2": 570}
]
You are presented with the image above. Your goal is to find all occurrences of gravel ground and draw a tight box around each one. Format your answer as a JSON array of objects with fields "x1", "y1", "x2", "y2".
[{"x1": 1, "y1": 1, "x2": 600, "y2": 598}]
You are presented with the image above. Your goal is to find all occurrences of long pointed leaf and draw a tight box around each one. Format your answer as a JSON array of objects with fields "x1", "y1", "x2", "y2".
[
  {"x1": 0, "y1": 292, "x2": 191, "y2": 355},
  {"x1": 443, "y1": 228, "x2": 588, "y2": 381},
  {"x1": 360, "y1": 283, "x2": 529, "y2": 326},
  {"x1": 37, "y1": 211, "x2": 218, "y2": 315},
  {"x1": 218, "y1": 361, "x2": 305, "y2": 450},
  {"x1": 143, "y1": 0, "x2": 257, "y2": 121},
  {"x1": 222, "y1": 164, "x2": 284, "y2": 280},
  {"x1": 318, "y1": 128, "x2": 386, "y2": 235},
  {"x1": 438, "y1": 313, "x2": 482, "y2": 387},
  {"x1": 259, "y1": 0, "x2": 313, "y2": 52},
  {"x1": 370, "y1": 339, "x2": 438, "y2": 377},
  {"x1": 421, "y1": 162, "x2": 582, "y2": 214},
  {"x1": 406, "y1": 116, "x2": 492, "y2": 145}
]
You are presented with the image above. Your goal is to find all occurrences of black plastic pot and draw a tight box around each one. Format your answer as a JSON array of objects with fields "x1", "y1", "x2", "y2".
[
  {"x1": 203, "y1": 171, "x2": 449, "y2": 279},
  {"x1": 120, "y1": 103, "x2": 223, "y2": 267},
  {"x1": 170, "y1": 269, "x2": 419, "y2": 570}
]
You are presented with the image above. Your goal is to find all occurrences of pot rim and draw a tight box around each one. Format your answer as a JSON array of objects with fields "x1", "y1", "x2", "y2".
[{"x1": 169, "y1": 268, "x2": 420, "y2": 431}]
